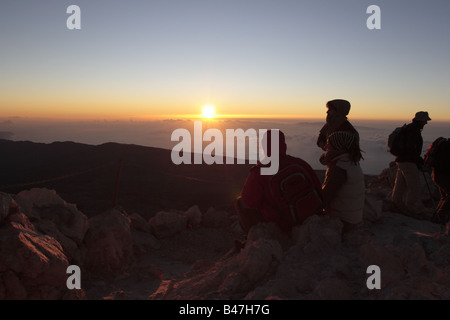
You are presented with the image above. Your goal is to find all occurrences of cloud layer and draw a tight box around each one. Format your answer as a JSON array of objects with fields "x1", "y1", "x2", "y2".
[{"x1": 2, "y1": 118, "x2": 449, "y2": 175}]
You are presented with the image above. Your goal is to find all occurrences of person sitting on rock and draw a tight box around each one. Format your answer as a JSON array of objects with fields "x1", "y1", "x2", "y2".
[
  {"x1": 235, "y1": 130, "x2": 323, "y2": 235},
  {"x1": 321, "y1": 131, "x2": 365, "y2": 234}
]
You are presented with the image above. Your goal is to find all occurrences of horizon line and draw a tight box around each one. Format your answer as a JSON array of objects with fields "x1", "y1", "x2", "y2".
[{"x1": 1, "y1": 114, "x2": 450, "y2": 123}]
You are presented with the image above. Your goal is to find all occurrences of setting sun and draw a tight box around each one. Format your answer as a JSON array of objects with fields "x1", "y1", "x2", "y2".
[{"x1": 202, "y1": 105, "x2": 216, "y2": 119}]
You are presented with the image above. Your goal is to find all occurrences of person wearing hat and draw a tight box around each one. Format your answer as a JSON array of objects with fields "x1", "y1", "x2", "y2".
[
  {"x1": 317, "y1": 99, "x2": 360, "y2": 151},
  {"x1": 321, "y1": 131, "x2": 365, "y2": 234},
  {"x1": 391, "y1": 111, "x2": 431, "y2": 218}
]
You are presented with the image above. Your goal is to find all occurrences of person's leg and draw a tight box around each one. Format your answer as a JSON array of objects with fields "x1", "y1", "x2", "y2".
[
  {"x1": 436, "y1": 187, "x2": 450, "y2": 224},
  {"x1": 401, "y1": 162, "x2": 423, "y2": 215},
  {"x1": 392, "y1": 163, "x2": 407, "y2": 210}
]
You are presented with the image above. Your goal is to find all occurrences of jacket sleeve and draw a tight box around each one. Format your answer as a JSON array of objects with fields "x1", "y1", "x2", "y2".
[
  {"x1": 241, "y1": 169, "x2": 264, "y2": 209},
  {"x1": 317, "y1": 124, "x2": 329, "y2": 150}
]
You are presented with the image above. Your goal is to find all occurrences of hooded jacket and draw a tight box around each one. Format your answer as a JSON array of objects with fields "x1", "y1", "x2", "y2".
[{"x1": 240, "y1": 154, "x2": 322, "y2": 232}]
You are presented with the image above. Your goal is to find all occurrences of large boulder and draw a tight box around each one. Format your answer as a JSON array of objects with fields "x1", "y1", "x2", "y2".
[
  {"x1": 15, "y1": 188, "x2": 68, "y2": 213},
  {"x1": 238, "y1": 238, "x2": 283, "y2": 286},
  {"x1": 34, "y1": 218, "x2": 82, "y2": 264},
  {"x1": 14, "y1": 188, "x2": 88, "y2": 245},
  {"x1": 149, "y1": 210, "x2": 187, "y2": 239},
  {"x1": 292, "y1": 214, "x2": 343, "y2": 253},
  {"x1": 0, "y1": 218, "x2": 70, "y2": 299},
  {"x1": 82, "y1": 208, "x2": 133, "y2": 277},
  {"x1": 202, "y1": 207, "x2": 232, "y2": 228},
  {"x1": 129, "y1": 212, "x2": 152, "y2": 233},
  {"x1": 151, "y1": 223, "x2": 284, "y2": 300},
  {"x1": 129, "y1": 212, "x2": 161, "y2": 255},
  {"x1": 0, "y1": 192, "x2": 19, "y2": 224},
  {"x1": 184, "y1": 205, "x2": 202, "y2": 227}
]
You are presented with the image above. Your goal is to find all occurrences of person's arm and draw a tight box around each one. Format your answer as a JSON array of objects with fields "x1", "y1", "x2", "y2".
[
  {"x1": 241, "y1": 168, "x2": 264, "y2": 209},
  {"x1": 322, "y1": 166, "x2": 347, "y2": 210},
  {"x1": 317, "y1": 124, "x2": 329, "y2": 150}
]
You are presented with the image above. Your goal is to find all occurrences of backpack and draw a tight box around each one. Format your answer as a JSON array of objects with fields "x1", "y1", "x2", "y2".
[
  {"x1": 424, "y1": 137, "x2": 450, "y2": 168},
  {"x1": 269, "y1": 163, "x2": 323, "y2": 227},
  {"x1": 387, "y1": 124, "x2": 407, "y2": 156}
]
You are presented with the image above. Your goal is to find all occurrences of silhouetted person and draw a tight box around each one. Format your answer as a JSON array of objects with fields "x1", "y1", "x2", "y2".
[
  {"x1": 424, "y1": 137, "x2": 450, "y2": 224},
  {"x1": 391, "y1": 111, "x2": 431, "y2": 217},
  {"x1": 235, "y1": 130, "x2": 323, "y2": 234},
  {"x1": 321, "y1": 131, "x2": 365, "y2": 234},
  {"x1": 317, "y1": 99, "x2": 359, "y2": 152}
]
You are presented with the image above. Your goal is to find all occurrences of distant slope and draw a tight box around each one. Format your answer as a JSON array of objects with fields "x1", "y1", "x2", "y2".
[{"x1": 0, "y1": 139, "x2": 252, "y2": 218}]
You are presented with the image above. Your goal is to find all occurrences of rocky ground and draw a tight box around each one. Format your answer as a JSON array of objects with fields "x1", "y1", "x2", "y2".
[{"x1": 1, "y1": 168, "x2": 449, "y2": 300}]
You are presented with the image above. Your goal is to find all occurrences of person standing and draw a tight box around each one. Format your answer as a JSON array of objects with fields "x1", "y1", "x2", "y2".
[
  {"x1": 321, "y1": 131, "x2": 365, "y2": 234},
  {"x1": 317, "y1": 99, "x2": 360, "y2": 151},
  {"x1": 424, "y1": 137, "x2": 450, "y2": 224},
  {"x1": 391, "y1": 111, "x2": 431, "y2": 217}
]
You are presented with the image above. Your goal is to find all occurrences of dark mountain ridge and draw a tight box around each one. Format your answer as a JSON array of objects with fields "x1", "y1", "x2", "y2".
[{"x1": 0, "y1": 139, "x2": 253, "y2": 219}]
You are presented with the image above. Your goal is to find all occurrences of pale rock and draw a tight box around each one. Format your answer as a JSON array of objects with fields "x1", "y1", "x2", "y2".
[
  {"x1": 293, "y1": 214, "x2": 343, "y2": 253},
  {"x1": 364, "y1": 196, "x2": 383, "y2": 222},
  {"x1": 132, "y1": 229, "x2": 161, "y2": 255},
  {"x1": 359, "y1": 244, "x2": 406, "y2": 288},
  {"x1": 202, "y1": 207, "x2": 231, "y2": 228},
  {"x1": 0, "y1": 219, "x2": 69, "y2": 299},
  {"x1": 83, "y1": 208, "x2": 133, "y2": 276},
  {"x1": 36, "y1": 204, "x2": 88, "y2": 245},
  {"x1": 129, "y1": 212, "x2": 152, "y2": 233},
  {"x1": 394, "y1": 243, "x2": 439, "y2": 280},
  {"x1": 6, "y1": 211, "x2": 35, "y2": 231},
  {"x1": 184, "y1": 205, "x2": 202, "y2": 227},
  {"x1": 35, "y1": 218, "x2": 82, "y2": 264},
  {"x1": 0, "y1": 192, "x2": 19, "y2": 223},
  {"x1": 15, "y1": 188, "x2": 66, "y2": 214},
  {"x1": 149, "y1": 210, "x2": 187, "y2": 239},
  {"x1": 238, "y1": 239, "x2": 283, "y2": 285},
  {"x1": 247, "y1": 222, "x2": 286, "y2": 244},
  {"x1": 14, "y1": 188, "x2": 88, "y2": 245}
]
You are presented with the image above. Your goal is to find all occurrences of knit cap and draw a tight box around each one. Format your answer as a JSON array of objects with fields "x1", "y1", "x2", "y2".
[
  {"x1": 327, "y1": 131, "x2": 357, "y2": 152},
  {"x1": 326, "y1": 99, "x2": 351, "y2": 116}
]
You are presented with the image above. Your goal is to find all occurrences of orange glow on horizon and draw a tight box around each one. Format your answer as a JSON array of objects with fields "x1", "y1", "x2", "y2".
[
  {"x1": 1, "y1": 99, "x2": 450, "y2": 123},
  {"x1": 3, "y1": 112, "x2": 450, "y2": 123}
]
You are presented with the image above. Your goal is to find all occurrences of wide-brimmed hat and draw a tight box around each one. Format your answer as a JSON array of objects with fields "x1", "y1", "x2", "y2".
[{"x1": 413, "y1": 111, "x2": 431, "y2": 122}]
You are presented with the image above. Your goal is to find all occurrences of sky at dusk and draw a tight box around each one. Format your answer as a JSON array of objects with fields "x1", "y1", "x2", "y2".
[{"x1": 1, "y1": 0, "x2": 450, "y2": 121}]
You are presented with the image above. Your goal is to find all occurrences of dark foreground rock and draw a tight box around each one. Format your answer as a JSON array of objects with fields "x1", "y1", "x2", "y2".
[
  {"x1": 150, "y1": 214, "x2": 450, "y2": 300},
  {"x1": 1, "y1": 179, "x2": 450, "y2": 300}
]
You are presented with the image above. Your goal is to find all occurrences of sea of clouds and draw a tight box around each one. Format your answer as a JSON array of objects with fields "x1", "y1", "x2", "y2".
[{"x1": 1, "y1": 117, "x2": 449, "y2": 176}]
